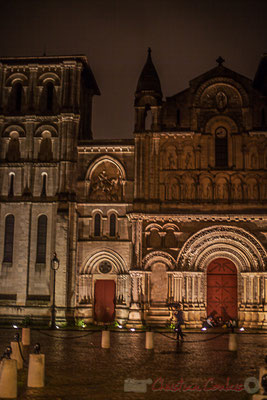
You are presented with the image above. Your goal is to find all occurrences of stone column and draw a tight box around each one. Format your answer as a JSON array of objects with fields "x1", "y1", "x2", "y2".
[
  {"x1": 127, "y1": 272, "x2": 143, "y2": 328},
  {"x1": 243, "y1": 275, "x2": 247, "y2": 304}
]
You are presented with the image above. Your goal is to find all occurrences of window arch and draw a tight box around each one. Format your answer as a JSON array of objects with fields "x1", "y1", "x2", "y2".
[
  {"x1": 3, "y1": 214, "x2": 15, "y2": 263},
  {"x1": 14, "y1": 82, "x2": 23, "y2": 112},
  {"x1": 109, "y1": 213, "x2": 116, "y2": 237},
  {"x1": 41, "y1": 173, "x2": 47, "y2": 197},
  {"x1": 215, "y1": 127, "x2": 228, "y2": 168},
  {"x1": 8, "y1": 173, "x2": 15, "y2": 197},
  {"x1": 94, "y1": 213, "x2": 101, "y2": 237},
  {"x1": 36, "y1": 215, "x2": 47, "y2": 264}
]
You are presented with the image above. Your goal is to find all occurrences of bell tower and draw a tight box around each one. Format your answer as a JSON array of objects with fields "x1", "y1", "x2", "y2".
[{"x1": 134, "y1": 48, "x2": 162, "y2": 132}]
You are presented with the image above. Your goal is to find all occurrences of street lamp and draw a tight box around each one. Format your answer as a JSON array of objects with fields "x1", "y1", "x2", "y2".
[{"x1": 50, "y1": 252, "x2": 60, "y2": 329}]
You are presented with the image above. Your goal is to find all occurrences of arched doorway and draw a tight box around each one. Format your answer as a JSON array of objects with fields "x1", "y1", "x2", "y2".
[
  {"x1": 94, "y1": 280, "x2": 115, "y2": 323},
  {"x1": 207, "y1": 258, "x2": 237, "y2": 321}
]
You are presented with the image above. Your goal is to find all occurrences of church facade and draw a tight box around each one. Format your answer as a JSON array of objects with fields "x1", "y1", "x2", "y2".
[{"x1": 0, "y1": 51, "x2": 267, "y2": 328}]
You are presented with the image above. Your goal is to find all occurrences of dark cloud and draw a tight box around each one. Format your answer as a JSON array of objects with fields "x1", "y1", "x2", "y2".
[{"x1": 0, "y1": 0, "x2": 266, "y2": 138}]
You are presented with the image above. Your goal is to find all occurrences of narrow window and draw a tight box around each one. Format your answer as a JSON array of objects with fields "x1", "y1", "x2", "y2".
[
  {"x1": 109, "y1": 213, "x2": 116, "y2": 237},
  {"x1": 15, "y1": 83, "x2": 22, "y2": 112},
  {"x1": 94, "y1": 213, "x2": 101, "y2": 237},
  {"x1": 41, "y1": 174, "x2": 47, "y2": 197},
  {"x1": 46, "y1": 82, "x2": 54, "y2": 112},
  {"x1": 215, "y1": 127, "x2": 228, "y2": 168},
  {"x1": 145, "y1": 105, "x2": 152, "y2": 130},
  {"x1": 3, "y1": 215, "x2": 15, "y2": 263},
  {"x1": 8, "y1": 173, "x2": 14, "y2": 197},
  {"x1": 36, "y1": 215, "x2": 47, "y2": 264}
]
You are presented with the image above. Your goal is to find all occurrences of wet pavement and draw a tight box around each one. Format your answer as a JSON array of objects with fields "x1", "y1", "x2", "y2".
[{"x1": 0, "y1": 328, "x2": 266, "y2": 400}]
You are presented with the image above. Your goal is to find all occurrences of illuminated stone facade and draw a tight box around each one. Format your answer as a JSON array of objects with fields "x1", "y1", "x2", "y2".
[{"x1": 0, "y1": 52, "x2": 266, "y2": 328}]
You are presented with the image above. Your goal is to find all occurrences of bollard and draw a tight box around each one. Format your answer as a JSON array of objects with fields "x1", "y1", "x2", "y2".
[
  {"x1": 145, "y1": 331, "x2": 154, "y2": 350},
  {"x1": 0, "y1": 358, "x2": 17, "y2": 399},
  {"x1": 22, "y1": 328, "x2": 31, "y2": 346},
  {"x1": 228, "y1": 333, "x2": 238, "y2": 351},
  {"x1": 10, "y1": 341, "x2": 23, "y2": 370},
  {"x1": 27, "y1": 344, "x2": 45, "y2": 388},
  {"x1": 101, "y1": 330, "x2": 110, "y2": 349}
]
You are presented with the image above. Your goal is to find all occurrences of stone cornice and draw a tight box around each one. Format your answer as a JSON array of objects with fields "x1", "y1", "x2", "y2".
[{"x1": 127, "y1": 212, "x2": 267, "y2": 222}]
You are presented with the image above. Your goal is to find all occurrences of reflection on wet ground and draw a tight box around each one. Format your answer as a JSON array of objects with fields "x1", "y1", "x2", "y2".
[{"x1": 0, "y1": 328, "x2": 265, "y2": 399}]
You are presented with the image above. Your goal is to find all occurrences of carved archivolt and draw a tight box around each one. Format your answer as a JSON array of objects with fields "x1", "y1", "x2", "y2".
[
  {"x1": 177, "y1": 225, "x2": 267, "y2": 272},
  {"x1": 81, "y1": 248, "x2": 128, "y2": 275},
  {"x1": 142, "y1": 251, "x2": 176, "y2": 271},
  {"x1": 193, "y1": 78, "x2": 249, "y2": 108}
]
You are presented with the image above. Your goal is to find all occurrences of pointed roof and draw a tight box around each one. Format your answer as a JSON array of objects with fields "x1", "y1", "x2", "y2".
[
  {"x1": 136, "y1": 48, "x2": 162, "y2": 95},
  {"x1": 253, "y1": 53, "x2": 267, "y2": 96}
]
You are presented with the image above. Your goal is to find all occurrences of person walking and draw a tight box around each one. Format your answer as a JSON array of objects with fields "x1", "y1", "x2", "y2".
[{"x1": 174, "y1": 304, "x2": 185, "y2": 341}]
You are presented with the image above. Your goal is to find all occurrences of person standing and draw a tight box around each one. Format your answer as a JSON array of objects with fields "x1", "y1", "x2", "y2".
[{"x1": 174, "y1": 304, "x2": 184, "y2": 341}]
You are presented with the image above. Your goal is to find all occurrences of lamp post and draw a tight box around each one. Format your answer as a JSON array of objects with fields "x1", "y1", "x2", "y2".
[{"x1": 50, "y1": 252, "x2": 60, "y2": 329}]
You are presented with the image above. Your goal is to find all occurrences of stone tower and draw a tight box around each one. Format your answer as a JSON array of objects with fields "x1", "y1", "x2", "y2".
[{"x1": 0, "y1": 55, "x2": 99, "y2": 323}]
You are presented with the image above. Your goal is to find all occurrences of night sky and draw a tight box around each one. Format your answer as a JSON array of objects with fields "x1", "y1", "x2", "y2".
[{"x1": 0, "y1": 0, "x2": 267, "y2": 139}]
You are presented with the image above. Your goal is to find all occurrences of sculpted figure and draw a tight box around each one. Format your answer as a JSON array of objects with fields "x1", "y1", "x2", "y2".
[
  {"x1": 185, "y1": 152, "x2": 192, "y2": 169},
  {"x1": 168, "y1": 152, "x2": 176, "y2": 169}
]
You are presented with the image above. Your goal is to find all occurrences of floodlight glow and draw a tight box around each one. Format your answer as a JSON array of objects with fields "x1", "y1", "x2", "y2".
[
  {"x1": 130, "y1": 328, "x2": 135, "y2": 332},
  {"x1": 201, "y1": 327, "x2": 207, "y2": 331},
  {"x1": 13, "y1": 325, "x2": 18, "y2": 329},
  {"x1": 240, "y1": 327, "x2": 245, "y2": 331}
]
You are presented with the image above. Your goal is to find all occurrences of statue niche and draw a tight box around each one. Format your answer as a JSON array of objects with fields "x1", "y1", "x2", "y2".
[
  {"x1": 38, "y1": 131, "x2": 53, "y2": 162},
  {"x1": 231, "y1": 179, "x2": 243, "y2": 201},
  {"x1": 89, "y1": 161, "x2": 123, "y2": 202},
  {"x1": 6, "y1": 131, "x2": 20, "y2": 162},
  {"x1": 167, "y1": 177, "x2": 180, "y2": 200},
  {"x1": 162, "y1": 145, "x2": 177, "y2": 170},
  {"x1": 199, "y1": 178, "x2": 213, "y2": 201}
]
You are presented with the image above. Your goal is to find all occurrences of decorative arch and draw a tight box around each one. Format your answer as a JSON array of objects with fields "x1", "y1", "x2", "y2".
[
  {"x1": 6, "y1": 73, "x2": 28, "y2": 86},
  {"x1": 85, "y1": 155, "x2": 126, "y2": 181},
  {"x1": 38, "y1": 72, "x2": 61, "y2": 86},
  {"x1": 162, "y1": 223, "x2": 180, "y2": 232},
  {"x1": 193, "y1": 78, "x2": 249, "y2": 108},
  {"x1": 145, "y1": 223, "x2": 162, "y2": 232},
  {"x1": 142, "y1": 251, "x2": 176, "y2": 271},
  {"x1": 35, "y1": 124, "x2": 58, "y2": 137},
  {"x1": 177, "y1": 225, "x2": 267, "y2": 272},
  {"x1": 205, "y1": 115, "x2": 238, "y2": 134},
  {"x1": 81, "y1": 249, "x2": 128, "y2": 275},
  {"x1": 86, "y1": 156, "x2": 125, "y2": 202}
]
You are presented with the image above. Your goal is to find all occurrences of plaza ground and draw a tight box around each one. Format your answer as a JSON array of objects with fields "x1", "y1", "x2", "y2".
[{"x1": 0, "y1": 327, "x2": 266, "y2": 400}]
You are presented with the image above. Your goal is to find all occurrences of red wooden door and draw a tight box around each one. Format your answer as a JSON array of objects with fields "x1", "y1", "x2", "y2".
[
  {"x1": 94, "y1": 280, "x2": 115, "y2": 323},
  {"x1": 207, "y1": 258, "x2": 237, "y2": 321}
]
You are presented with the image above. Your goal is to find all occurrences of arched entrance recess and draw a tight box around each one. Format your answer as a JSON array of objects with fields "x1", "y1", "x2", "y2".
[{"x1": 207, "y1": 258, "x2": 237, "y2": 321}]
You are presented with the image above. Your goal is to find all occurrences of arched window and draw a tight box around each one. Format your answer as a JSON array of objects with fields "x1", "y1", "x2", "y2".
[
  {"x1": 3, "y1": 215, "x2": 15, "y2": 263},
  {"x1": 39, "y1": 136, "x2": 53, "y2": 162},
  {"x1": 46, "y1": 82, "x2": 54, "y2": 112},
  {"x1": 14, "y1": 82, "x2": 22, "y2": 112},
  {"x1": 36, "y1": 215, "x2": 47, "y2": 264},
  {"x1": 8, "y1": 173, "x2": 14, "y2": 197},
  {"x1": 145, "y1": 105, "x2": 152, "y2": 130},
  {"x1": 94, "y1": 213, "x2": 101, "y2": 237},
  {"x1": 109, "y1": 213, "x2": 116, "y2": 237},
  {"x1": 215, "y1": 127, "x2": 228, "y2": 168},
  {"x1": 41, "y1": 174, "x2": 47, "y2": 197}
]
